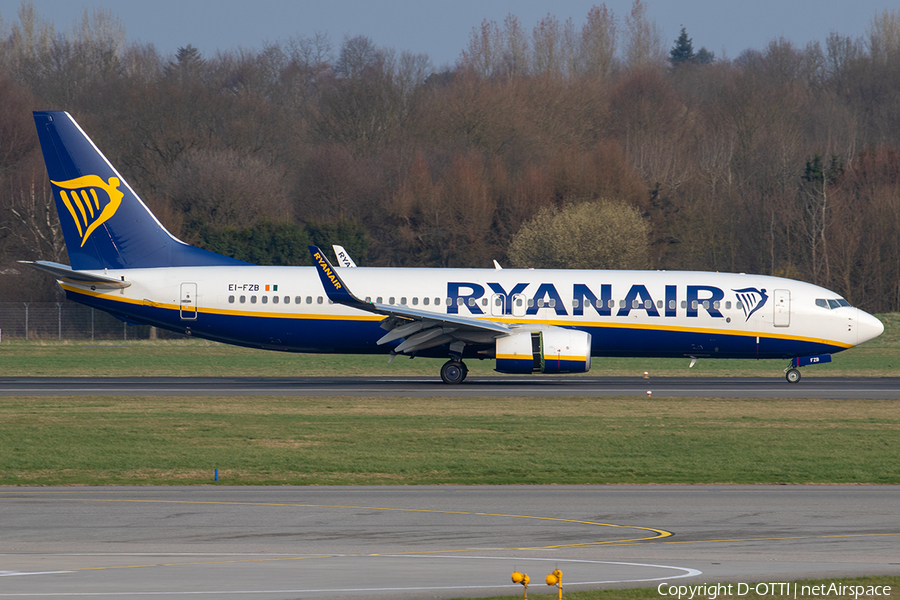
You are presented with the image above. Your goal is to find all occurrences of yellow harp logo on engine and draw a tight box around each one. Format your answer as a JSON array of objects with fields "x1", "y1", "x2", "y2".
[{"x1": 52, "y1": 175, "x2": 124, "y2": 247}]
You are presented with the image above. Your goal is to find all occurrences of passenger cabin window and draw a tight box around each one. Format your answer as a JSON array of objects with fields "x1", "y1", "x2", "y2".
[
  {"x1": 295, "y1": 296, "x2": 301, "y2": 304},
  {"x1": 400, "y1": 297, "x2": 407, "y2": 305},
  {"x1": 262, "y1": 296, "x2": 268, "y2": 304},
  {"x1": 412, "y1": 297, "x2": 418, "y2": 306},
  {"x1": 317, "y1": 296, "x2": 323, "y2": 304},
  {"x1": 306, "y1": 296, "x2": 313, "y2": 304},
  {"x1": 240, "y1": 296, "x2": 246, "y2": 303},
  {"x1": 228, "y1": 295, "x2": 235, "y2": 303},
  {"x1": 423, "y1": 297, "x2": 430, "y2": 306},
  {"x1": 669, "y1": 300, "x2": 676, "y2": 310},
  {"x1": 250, "y1": 296, "x2": 257, "y2": 304},
  {"x1": 273, "y1": 296, "x2": 279, "y2": 304}
]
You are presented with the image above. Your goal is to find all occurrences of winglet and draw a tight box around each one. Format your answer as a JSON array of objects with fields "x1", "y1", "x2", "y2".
[
  {"x1": 332, "y1": 244, "x2": 357, "y2": 267},
  {"x1": 308, "y1": 245, "x2": 368, "y2": 309}
]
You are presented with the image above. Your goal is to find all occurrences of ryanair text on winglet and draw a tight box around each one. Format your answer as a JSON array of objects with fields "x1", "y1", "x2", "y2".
[{"x1": 313, "y1": 251, "x2": 343, "y2": 290}]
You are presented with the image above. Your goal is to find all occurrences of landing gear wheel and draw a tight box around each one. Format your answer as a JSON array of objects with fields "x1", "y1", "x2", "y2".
[
  {"x1": 785, "y1": 368, "x2": 801, "y2": 384},
  {"x1": 441, "y1": 360, "x2": 467, "y2": 385}
]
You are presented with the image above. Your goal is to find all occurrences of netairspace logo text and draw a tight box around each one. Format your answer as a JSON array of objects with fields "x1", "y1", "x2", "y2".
[{"x1": 657, "y1": 582, "x2": 892, "y2": 600}]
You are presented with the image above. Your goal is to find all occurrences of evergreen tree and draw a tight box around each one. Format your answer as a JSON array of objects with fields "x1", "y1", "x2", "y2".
[
  {"x1": 694, "y1": 47, "x2": 715, "y2": 64},
  {"x1": 669, "y1": 27, "x2": 694, "y2": 66}
]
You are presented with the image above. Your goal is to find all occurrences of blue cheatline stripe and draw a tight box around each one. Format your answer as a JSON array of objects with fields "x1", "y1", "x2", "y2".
[{"x1": 64, "y1": 289, "x2": 847, "y2": 359}]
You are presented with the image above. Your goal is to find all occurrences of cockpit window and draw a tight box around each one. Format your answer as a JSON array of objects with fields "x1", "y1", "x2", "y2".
[{"x1": 817, "y1": 298, "x2": 852, "y2": 309}]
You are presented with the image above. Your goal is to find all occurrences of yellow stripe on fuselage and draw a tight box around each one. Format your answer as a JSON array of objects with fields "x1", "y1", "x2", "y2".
[{"x1": 59, "y1": 283, "x2": 853, "y2": 349}]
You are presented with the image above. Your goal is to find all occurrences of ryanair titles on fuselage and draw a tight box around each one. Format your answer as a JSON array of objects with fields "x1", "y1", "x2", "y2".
[{"x1": 446, "y1": 281, "x2": 767, "y2": 320}]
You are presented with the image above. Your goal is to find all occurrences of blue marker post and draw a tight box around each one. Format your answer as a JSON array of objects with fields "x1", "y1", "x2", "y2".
[{"x1": 214, "y1": 468, "x2": 218, "y2": 482}]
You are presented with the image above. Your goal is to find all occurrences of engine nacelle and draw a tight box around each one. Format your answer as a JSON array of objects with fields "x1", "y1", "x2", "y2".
[{"x1": 495, "y1": 329, "x2": 592, "y2": 374}]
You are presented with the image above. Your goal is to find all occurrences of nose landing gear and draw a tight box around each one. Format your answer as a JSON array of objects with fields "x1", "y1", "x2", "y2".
[
  {"x1": 785, "y1": 367, "x2": 801, "y2": 384},
  {"x1": 785, "y1": 354, "x2": 832, "y2": 383}
]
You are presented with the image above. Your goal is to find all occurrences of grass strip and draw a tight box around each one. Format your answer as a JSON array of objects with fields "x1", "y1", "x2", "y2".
[
  {"x1": 1, "y1": 313, "x2": 897, "y2": 377},
  {"x1": 467, "y1": 576, "x2": 900, "y2": 600},
  {"x1": 1, "y1": 396, "x2": 898, "y2": 486}
]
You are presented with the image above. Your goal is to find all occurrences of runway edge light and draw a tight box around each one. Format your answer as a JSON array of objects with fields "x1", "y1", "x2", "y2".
[
  {"x1": 511, "y1": 571, "x2": 530, "y2": 600},
  {"x1": 546, "y1": 569, "x2": 563, "y2": 600}
]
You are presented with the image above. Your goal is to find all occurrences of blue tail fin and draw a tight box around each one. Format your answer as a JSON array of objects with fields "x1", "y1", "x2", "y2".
[{"x1": 33, "y1": 111, "x2": 249, "y2": 270}]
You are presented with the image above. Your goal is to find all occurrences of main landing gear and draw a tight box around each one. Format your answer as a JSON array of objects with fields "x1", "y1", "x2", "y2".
[{"x1": 440, "y1": 359, "x2": 468, "y2": 385}]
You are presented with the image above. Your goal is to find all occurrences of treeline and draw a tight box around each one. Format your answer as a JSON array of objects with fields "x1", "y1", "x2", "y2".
[{"x1": 1, "y1": 1, "x2": 900, "y2": 313}]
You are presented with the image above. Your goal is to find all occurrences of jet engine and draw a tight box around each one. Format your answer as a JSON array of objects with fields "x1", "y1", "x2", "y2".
[{"x1": 495, "y1": 328, "x2": 592, "y2": 374}]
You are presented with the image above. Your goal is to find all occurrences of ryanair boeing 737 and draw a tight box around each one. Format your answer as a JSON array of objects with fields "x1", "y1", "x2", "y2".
[{"x1": 23, "y1": 111, "x2": 884, "y2": 384}]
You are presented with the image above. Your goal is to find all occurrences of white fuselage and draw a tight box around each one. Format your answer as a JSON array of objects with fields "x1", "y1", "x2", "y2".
[{"x1": 58, "y1": 265, "x2": 883, "y2": 359}]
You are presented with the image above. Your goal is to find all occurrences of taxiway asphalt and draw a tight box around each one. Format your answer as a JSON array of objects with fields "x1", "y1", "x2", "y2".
[
  {"x1": 1, "y1": 486, "x2": 898, "y2": 599},
  {"x1": 2, "y1": 375, "x2": 900, "y2": 398}
]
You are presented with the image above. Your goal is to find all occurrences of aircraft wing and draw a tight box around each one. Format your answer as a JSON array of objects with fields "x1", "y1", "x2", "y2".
[
  {"x1": 20, "y1": 260, "x2": 132, "y2": 289},
  {"x1": 308, "y1": 246, "x2": 511, "y2": 354}
]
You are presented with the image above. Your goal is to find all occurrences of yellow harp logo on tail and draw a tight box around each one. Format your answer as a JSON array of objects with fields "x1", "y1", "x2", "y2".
[{"x1": 51, "y1": 175, "x2": 124, "y2": 247}]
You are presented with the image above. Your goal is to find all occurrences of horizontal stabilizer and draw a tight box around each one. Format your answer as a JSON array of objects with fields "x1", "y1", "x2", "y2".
[{"x1": 19, "y1": 260, "x2": 131, "y2": 289}]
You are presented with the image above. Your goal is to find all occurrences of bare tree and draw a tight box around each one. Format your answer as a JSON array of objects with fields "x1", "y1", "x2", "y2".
[
  {"x1": 622, "y1": 0, "x2": 666, "y2": 71},
  {"x1": 532, "y1": 13, "x2": 562, "y2": 77},
  {"x1": 580, "y1": 4, "x2": 617, "y2": 79},
  {"x1": 866, "y1": 8, "x2": 900, "y2": 64},
  {"x1": 500, "y1": 14, "x2": 529, "y2": 78},
  {"x1": 1, "y1": 159, "x2": 66, "y2": 263},
  {"x1": 458, "y1": 19, "x2": 501, "y2": 78}
]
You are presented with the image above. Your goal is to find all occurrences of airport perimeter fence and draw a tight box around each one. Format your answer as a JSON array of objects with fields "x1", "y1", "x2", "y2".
[{"x1": 0, "y1": 302, "x2": 184, "y2": 341}]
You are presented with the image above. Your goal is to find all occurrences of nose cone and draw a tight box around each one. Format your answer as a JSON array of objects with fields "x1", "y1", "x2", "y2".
[{"x1": 857, "y1": 309, "x2": 884, "y2": 345}]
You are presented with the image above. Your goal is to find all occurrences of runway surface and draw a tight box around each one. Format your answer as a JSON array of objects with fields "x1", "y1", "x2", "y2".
[
  {"x1": 1, "y1": 486, "x2": 898, "y2": 599},
  {"x1": 2, "y1": 375, "x2": 900, "y2": 398}
]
